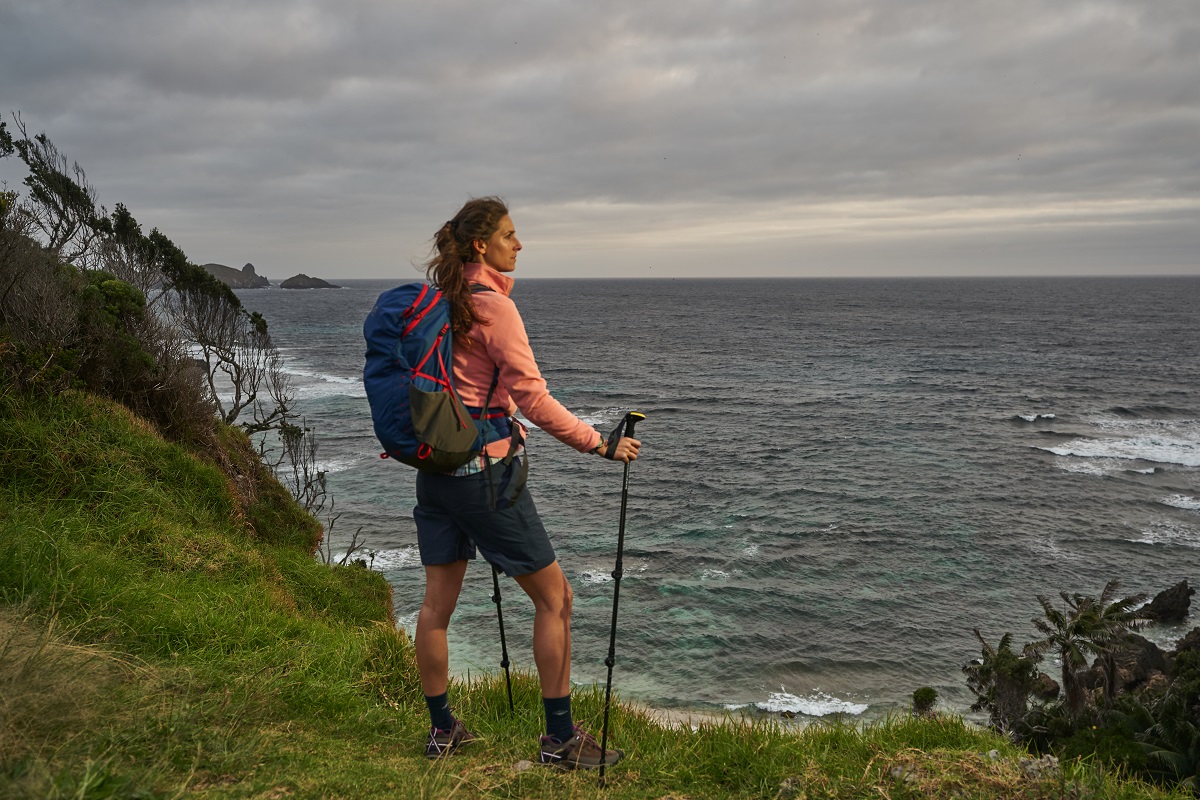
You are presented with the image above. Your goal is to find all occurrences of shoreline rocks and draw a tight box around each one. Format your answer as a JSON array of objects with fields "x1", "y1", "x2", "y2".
[{"x1": 1143, "y1": 580, "x2": 1193, "y2": 623}]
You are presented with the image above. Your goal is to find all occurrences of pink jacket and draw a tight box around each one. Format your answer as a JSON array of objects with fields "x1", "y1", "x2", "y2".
[{"x1": 455, "y1": 262, "x2": 602, "y2": 457}]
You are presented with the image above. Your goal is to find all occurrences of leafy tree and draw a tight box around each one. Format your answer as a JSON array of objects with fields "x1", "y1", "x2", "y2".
[
  {"x1": 1, "y1": 121, "x2": 20, "y2": 235},
  {"x1": 89, "y1": 202, "x2": 292, "y2": 435},
  {"x1": 1029, "y1": 580, "x2": 1147, "y2": 719},
  {"x1": 96, "y1": 203, "x2": 164, "y2": 300},
  {"x1": 0, "y1": 119, "x2": 13, "y2": 159},
  {"x1": 963, "y1": 629, "x2": 1041, "y2": 736},
  {"x1": 8, "y1": 114, "x2": 110, "y2": 265}
]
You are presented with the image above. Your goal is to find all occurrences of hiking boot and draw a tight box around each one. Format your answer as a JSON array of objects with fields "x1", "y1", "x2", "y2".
[
  {"x1": 538, "y1": 725, "x2": 623, "y2": 770},
  {"x1": 425, "y1": 718, "x2": 476, "y2": 759}
]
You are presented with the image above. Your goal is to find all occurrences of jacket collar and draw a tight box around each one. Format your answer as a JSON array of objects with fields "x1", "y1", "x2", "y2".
[{"x1": 462, "y1": 261, "x2": 514, "y2": 297}]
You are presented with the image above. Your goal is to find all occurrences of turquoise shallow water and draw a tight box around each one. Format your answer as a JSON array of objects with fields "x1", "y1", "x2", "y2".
[{"x1": 238, "y1": 276, "x2": 1200, "y2": 720}]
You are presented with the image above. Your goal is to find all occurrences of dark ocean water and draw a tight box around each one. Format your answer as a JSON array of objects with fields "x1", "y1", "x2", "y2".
[{"x1": 236, "y1": 276, "x2": 1200, "y2": 720}]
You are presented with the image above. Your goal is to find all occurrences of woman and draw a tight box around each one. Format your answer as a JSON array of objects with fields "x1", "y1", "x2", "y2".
[{"x1": 414, "y1": 197, "x2": 640, "y2": 769}]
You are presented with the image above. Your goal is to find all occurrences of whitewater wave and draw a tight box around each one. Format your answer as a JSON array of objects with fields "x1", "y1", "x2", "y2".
[
  {"x1": 726, "y1": 687, "x2": 868, "y2": 717},
  {"x1": 1014, "y1": 413, "x2": 1057, "y2": 422},
  {"x1": 579, "y1": 564, "x2": 648, "y2": 584},
  {"x1": 287, "y1": 364, "x2": 359, "y2": 385},
  {"x1": 368, "y1": 546, "x2": 422, "y2": 571},
  {"x1": 570, "y1": 408, "x2": 634, "y2": 428},
  {"x1": 396, "y1": 611, "x2": 418, "y2": 634},
  {"x1": 1051, "y1": 458, "x2": 1120, "y2": 477},
  {"x1": 1161, "y1": 495, "x2": 1200, "y2": 512},
  {"x1": 1129, "y1": 521, "x2": 1200, "y2": 549},
  {"x1": 1035, "y1": 419, "x2": 1200, "y2": 467},
  {"x1": 317, "y1": 457, "x2": 363, "y2": 475},
  {"x1": 516, "y1": 408, "x2": 626, "y2": 432},
  {"x1": 292, "y1": 372, "x2": 368, "y2": 399}
]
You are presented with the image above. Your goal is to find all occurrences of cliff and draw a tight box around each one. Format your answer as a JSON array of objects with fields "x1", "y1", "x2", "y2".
[
  {"x1": 0, "y1": 389, "x2": 1175, "y2": 798},
  {"x1": 200, "y1": 261, "x2": 270, "y2": 288}
]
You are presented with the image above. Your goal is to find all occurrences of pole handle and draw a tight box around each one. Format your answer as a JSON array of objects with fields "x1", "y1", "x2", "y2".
[
  {"x1": 603, "y1": 411, "x2": 646, "y2": 459},
  {"x1": 624, "y1": 410, "x2": 645, "y2": 439}
]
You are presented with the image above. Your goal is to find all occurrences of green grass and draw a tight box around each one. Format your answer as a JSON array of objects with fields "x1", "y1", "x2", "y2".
[{"x1": 0, "y1": 389, "x2": 1190, "y2": 798}]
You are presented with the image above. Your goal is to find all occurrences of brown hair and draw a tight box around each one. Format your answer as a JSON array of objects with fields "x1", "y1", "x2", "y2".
[{"x1": 425, "y1": 196, "x2": 509, "y2": 342}]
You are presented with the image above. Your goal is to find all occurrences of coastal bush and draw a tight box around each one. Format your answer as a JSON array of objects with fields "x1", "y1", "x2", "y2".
[
  {"x1": 1056, "y1": 723, "x2": 1150, "y2": 776},
  {"x1": 2, "y1": 118, "x2": 335, "y2": 556},
  {"x1": 0, "y1": 225, "x2": 217, "y2": 448},
  {"x1": 913, "y1": 686, "x2": 938, "y2": 716},
  {"x1": 964, "y1": 629, "x2": 1041, "y2": 735},
  {"x1": 1134, "y1": 651, "x2": 1200, "y2": 789},
  {"x1": 964, "y1": 585, "x2": 1200, "y2": 793}
]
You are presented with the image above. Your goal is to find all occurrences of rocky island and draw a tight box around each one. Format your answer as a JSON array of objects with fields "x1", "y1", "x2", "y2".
[
  {"x1": 280, "y1": 273, "x2": 340, "y2": 289},
  {"x1": 200, "y1": 262, "x2": 269, "y2": 288}
]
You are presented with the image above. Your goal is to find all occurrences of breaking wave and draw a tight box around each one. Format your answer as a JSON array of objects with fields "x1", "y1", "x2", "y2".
[{"x1": 726, "y1": 688, "x2": 868, "y2": 717}]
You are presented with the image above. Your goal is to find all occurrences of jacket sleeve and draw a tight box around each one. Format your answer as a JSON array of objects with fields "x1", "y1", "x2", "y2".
[{"x1": 476, "y1": 295, "x2": 601, "y2": 453}]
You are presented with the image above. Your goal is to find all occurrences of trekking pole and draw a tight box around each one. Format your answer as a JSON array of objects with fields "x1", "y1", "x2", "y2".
[
  {"x1": 599, "y1": 411, "x2": 645, "y2": 785},
  {"x1": 491, "y1": 564, "x2": 514, "y2": 712}
]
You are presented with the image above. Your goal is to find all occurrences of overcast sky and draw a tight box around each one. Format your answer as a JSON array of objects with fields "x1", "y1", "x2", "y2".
[{"x1": 2, "y1": 0, "x2": 1197, "y2": 280}]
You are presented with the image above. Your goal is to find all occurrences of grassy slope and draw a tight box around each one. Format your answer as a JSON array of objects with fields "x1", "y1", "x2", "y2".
[{"x1": 0, "y1": 389, "x2": 1188, "y2": 799}]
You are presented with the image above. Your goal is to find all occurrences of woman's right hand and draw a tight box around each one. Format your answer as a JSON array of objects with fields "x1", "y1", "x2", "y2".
[{"x1": 602, "y1": 436, "x2": 641, "y2": 463}]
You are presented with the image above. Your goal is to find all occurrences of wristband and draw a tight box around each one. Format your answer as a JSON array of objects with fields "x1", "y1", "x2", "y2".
[{"x1": 600, "y1": 418, "x2": 626, "y2": 460}]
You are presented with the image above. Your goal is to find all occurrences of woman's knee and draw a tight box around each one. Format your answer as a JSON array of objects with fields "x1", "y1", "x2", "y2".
[
  {"x1": 421, "y1": 566, "x2": 466, "y2": 626},
  {"x1": 517, "y1": 562, "x2": 573, "y2": 616},
  {"x1": 546, "y1": 576, "x2": 573, "y2": 618},
  {"x1": 420, "y1": 591, "x2": 459, "y2": 624},
  {"x1": 547, "y1": 571, "x2": 573, "y2": 618}
]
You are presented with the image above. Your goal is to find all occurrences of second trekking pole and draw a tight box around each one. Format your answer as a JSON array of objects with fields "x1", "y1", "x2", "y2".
[
  {"x1": 491, "y1": 565, "x2": 514, "y2": 712},
  {"x1": 599, "y1": 410, "x2": 645, "y2": 784}
]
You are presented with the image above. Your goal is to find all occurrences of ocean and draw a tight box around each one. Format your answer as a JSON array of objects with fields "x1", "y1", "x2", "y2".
[{"x1": 236, "y1": 275, "x2": 1200, "y2": 721}]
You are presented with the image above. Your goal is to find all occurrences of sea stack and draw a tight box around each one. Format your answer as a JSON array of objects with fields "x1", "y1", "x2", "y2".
[
  {"x1": 200, "y1": 262, "x2": 270, "y2": 289},
  {"x1": 280, "y1": 274, "x2": 340, "y2": 289}
]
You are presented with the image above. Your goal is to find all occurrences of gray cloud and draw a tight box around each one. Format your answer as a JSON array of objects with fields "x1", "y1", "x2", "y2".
[{"x1": 2, "y1": 0, "x2": 1197, "y2": 278}]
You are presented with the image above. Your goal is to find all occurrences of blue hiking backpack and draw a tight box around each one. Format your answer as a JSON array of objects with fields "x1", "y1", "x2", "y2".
[{"x1": 363, "y1": 283, "x2": 504, "y2": 472}]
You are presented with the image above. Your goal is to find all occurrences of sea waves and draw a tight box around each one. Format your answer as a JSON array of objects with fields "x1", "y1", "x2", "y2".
[
  {"x1": 1130, "y1": 521, "x2": 1200, "y2": 549},
  {"x1": 726, "y1": 687, "x2": 869, "y2": 718},
  {"x1": 287, "y1": 365, "x2": 367, "y2": 399},
  {"x1": 1160, "y1": 494, "x2": 1200, "y2": 512},
  {"x1": 1035, "y1": 417, "x2": 1200, "y2": 469},
  {"x1": 234, "y1": 276, "x2": 1200, "y2": 721}
]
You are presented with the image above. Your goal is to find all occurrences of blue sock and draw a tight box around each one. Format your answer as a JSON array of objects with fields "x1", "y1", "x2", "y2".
[
  {"x1": 424, "y1": 693, "x2": 454, "y2": 731},
  {"x1": 543, "y1": 694, "x2": 573, "y2": 743}
]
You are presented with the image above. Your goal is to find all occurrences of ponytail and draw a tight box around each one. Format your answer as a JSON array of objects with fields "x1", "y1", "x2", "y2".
[{"x1": 425, "y1": 197, "x2": 509, "y2": 344}]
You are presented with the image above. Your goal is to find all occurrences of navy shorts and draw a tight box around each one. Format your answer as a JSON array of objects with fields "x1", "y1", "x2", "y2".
[{"x1": 413, "y1": 457, "x2": 556, "y2": 577}]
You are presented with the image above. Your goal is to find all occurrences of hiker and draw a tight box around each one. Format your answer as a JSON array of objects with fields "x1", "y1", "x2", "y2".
[{"x1": 414, "y1": 197, "x2": 640, "y2": 769}]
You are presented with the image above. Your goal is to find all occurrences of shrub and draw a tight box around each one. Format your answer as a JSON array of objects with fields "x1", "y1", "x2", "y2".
[{"x1": 913, "y1": 686, "x2": 937, "y2": 716}]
